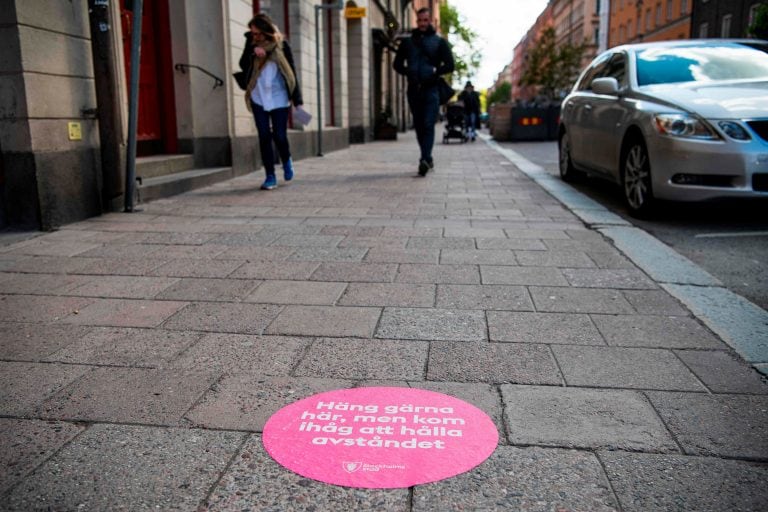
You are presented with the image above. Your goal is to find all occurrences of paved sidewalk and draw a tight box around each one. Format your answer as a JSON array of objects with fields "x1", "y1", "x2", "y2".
[{"x1": 1, "y1": 131, "x2": 767, "y2": 511}]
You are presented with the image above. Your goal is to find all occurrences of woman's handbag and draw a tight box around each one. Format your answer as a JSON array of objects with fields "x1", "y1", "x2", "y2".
[
  {"x1": 437, "y1": 77, "x2": 455, "y2": 105},
  {"x1": 233, "y1": 71, "x2": 248, "y2": 90}
]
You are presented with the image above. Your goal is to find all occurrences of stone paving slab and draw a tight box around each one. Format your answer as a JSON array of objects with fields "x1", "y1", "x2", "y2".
[
  {"x1": 488, "y1": 311, "x2": 603, "y2": 345},
  {"x1": 338, "y1": 282, "x2": 436, "y2": 307},
  {"x1": 155, "y1": 277, "x2": 261, "y2": 301},
  {"x1": 440, "y1": 249, "x2": 519, "y2": 265},
  {"x1": 515, "y1": 250, "x2": 596, "y2": 268},
  {"x1": 529, "y1": 286, "x2": 636, "y2": 314},
  {"x1": 37, "y1": 367, "x2": 220, "y2": 425},
  {"x1": 168, "y1": 333, "x2": 306, "y2": 375},
  {"x1": 310, "y1": 261, "x2": 398, "y2": 282},
  {"x1": 436, "y1": 284, "x2": 534, "y2": 311},
  {"x1": 376, "y1": 307, "x2": 487, "y2": 341},
  {"x1": 293, "y1": 338, "x2": 428, "y2": 380},
  {"x1": 501, "y1": 385, "x2": 678, "y2": 452},
  {"x1": 62, "y1": 298, "x2": 189, "y2": 328},
  {"x1": 266, "y1": 305, "x2": 381, "y2": 338},
  {"x1": 395, "y1": 263, "x2": 480, "y2": 284},
  {"x1": 244, "y1": 280, "x2": 347, "y2": 305},
  {"x1": 411, "y1": 446, "x2": 618, "y2": 512},
  {"x1": 621, "y1": 289, "x2": 691, "y2": 316},
  {"x1": 186, "y1": 376, "x2": 352, "y2": 431},
  {"x1": 65, "y1": 275, "x2": 180, "y2": 299},
  {"x1": 479, "y1": 265, "x2": 568, "y2": 286},
  {"x1": 674, "y1": 350, "x2": 768, "y2": 394},
  {"x1": 203, "y1": 435, "x2": 410, "y2": 511},
  {"x1": 0, "y1": 362, "x2": 91, "y2": 416},
  {"x1": 162, "y1": 302, "x2": 282, "y2": 334},
  {"x1": 599, "y1": 451, "x2": 768, "y2": 512},
  {"x1": 229, "y1": 260, "x2": 320, "y2": 280},
  {"x1": 0, "y1": 418, "x2": 85, "y2": 494},
  {"x1": 148, "y1": 258, "x2": 246, "y2": 278},
  {"x1": 552, "y1": 345, "x2": 706, "y2": 391},
  {"x1": 562, "y1": 268, "x2": 657, "y2": 289},
  {"x1": 0, "y1": 272, "x2": 92, "y2": 295},
  {"x1": 365, "y1": 247, "x2": 440, "y2": 264},
  {"x1": 0, "y1": 295, "x2": 93, "y2": 323},
  {"x1": 3, "y1": 424, "x2": 244, "y2": 511},
  {"x1": 0, "y1": 322, "x2": 92, "y2": 360},
  {"x1": 427, "y1": 341, "x2": 562, "y2": 385},
  {"x1": 645, "y1": 392, "x2": 768, "y2": 459},
  {"x1": 475, "y1": 237, "x2": 547, "y2": 250},
  {"x1": 72, "y1": 257, "x2": 171, "y2": 276},
  {"x1": 44, "y1": 327, "x2": 202, "y2": 367},
  {"x1": 590, "y1": 313, "x2": 724, "y2": 349}
]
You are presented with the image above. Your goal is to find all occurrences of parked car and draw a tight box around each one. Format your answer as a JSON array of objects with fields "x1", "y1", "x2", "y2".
[{"x1": 558, "y1": 39, "x2": 768, "y2": 216}]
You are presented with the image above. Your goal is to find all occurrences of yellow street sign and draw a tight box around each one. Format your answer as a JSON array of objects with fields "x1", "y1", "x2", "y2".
[{"x1": 345, "y1": 7, "x2": 366, "y2": 18}]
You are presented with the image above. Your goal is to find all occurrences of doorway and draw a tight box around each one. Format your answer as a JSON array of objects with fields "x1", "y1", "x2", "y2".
[{"x1": 120, "y1": 0, "x2": 178, "y2": 155}]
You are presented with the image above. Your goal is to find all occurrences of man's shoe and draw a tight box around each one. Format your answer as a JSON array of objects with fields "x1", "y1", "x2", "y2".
[
  {"x1": 427, "y1": 159, "x2": 434, "y2": 169},
  {"x1": 283, "y1": 159, "x2": 294, "y2": 182},
  {"x1": 261, "y1": 174, "x2": 277, "y2": 190},
  {"x1": 418, "y1": 159, "x2": 429, "y2": 177}
]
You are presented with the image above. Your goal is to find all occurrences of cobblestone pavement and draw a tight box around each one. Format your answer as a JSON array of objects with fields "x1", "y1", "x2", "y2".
[{"x1": 1, "y1": 131, "x2": 767, "y2": 511}]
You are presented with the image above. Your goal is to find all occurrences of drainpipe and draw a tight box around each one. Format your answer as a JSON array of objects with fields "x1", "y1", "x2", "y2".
[
  {"x1": 315, "y1": 0, "x2": 344, "y2": 156},
  {"x1": 124, "y1": 0, "x2": 143, "y2": 212}
]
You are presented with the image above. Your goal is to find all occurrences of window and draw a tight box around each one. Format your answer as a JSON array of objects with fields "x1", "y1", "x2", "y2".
[
  {"x1": 749, "y1": 4, "x2": 761, "y2": 25},
  {"x1": 667, "y1": 0, "x2": 673, "y2": 20},
  {"x1": 656, "y1": 4, "x2": 662, "y2": 25},
  {"x1": 596, "y1": 0, "x2": 601, "y2": 15},
  {"x1": 645, "y1": 9, "x2": 652, "y2": 30},
  {"x1": 619, "y1": 24, "x2": 626, "y2": 43},
  {"x1": 699, "y1": 22, "x2": 709, "y2": 38},
  {"x1": 721, "y1": 14, "x2": 732, "y2": 38},
  {"x1": 681, "y1": 0, "x2": 688, "y2": 15}
]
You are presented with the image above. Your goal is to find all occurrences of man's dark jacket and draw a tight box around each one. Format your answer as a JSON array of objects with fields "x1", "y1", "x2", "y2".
[
  {"x1": 238, "y1": 32, "x2": 303, "y2": 106},
  {"x1": 393, "y1": 26, "x2": 454, "y2": 88},
  {"x1": 459, "y1": 89, "x2": 480, "y2": 116}
]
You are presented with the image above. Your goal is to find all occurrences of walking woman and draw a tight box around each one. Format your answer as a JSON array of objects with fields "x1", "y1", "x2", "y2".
[{"x1": 239, "y1": 14, "x2": 303, "y2": 190}]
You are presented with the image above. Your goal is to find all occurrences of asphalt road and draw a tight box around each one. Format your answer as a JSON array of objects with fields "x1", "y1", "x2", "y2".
[{"x1": 500, "y1": 139, "x2": 768, "y2": 311}]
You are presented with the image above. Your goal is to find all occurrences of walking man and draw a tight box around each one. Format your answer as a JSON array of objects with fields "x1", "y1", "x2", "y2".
[
  {"x1": 459, "y1": 81, "x2": 480, "y2": 141},
  {"x1": 394, "y1": 7, "x2": 455, "y2": 176}
]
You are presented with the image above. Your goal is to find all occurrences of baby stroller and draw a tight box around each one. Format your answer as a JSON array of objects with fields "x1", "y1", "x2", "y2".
[{"x1": 442, "y1": 101, "x2": 467, "y2": 144}]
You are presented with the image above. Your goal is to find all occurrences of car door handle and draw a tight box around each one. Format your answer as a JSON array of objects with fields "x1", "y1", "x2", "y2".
[{"x1": 584, "y1": 104, "x2": 593, "y2": 111}]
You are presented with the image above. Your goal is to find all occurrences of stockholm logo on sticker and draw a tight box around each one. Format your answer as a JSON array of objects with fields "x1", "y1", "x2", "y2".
[
  {"x1": 343, "y1": 461, "x2": 362, "y2": 473},
  {"x1": 263, "y1": 387, "x2": 498, "y2": 489}
]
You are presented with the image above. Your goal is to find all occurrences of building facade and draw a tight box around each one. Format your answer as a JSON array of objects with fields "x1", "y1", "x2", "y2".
[
  {"x1": 0, "y1": 0, "x2": 437, "y2": 231},
  {"x1": 690, "y1": 0, "x2": 767, "y2": 39},
  {"x1": 608, "y1": 0, "x2": 692, "y2": 47}
]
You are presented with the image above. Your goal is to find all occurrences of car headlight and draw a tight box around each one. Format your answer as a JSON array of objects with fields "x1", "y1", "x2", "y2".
[
  {"x1": 653, "y1": 114, "x2": 719, "y2": 140},
  {"x1": 717, "y1": 121, "x2": 751, "y2": 141}
]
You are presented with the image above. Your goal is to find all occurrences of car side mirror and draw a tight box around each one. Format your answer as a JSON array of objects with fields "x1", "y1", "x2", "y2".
[{"x1": 592, "y1": 77, "x2": 620, "y2": 96}]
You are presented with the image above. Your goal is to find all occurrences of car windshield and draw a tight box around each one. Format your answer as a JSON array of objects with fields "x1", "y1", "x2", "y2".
[{"x1": 635, "y1": 43, "x2": 768, "y2": 86}]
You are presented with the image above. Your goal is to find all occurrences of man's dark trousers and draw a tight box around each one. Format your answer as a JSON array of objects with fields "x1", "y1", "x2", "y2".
[{"x1": 407, "y1": 86, "x2": 440, "y2": 164}]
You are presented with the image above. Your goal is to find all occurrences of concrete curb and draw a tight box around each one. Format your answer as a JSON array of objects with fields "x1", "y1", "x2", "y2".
[{"x1": 484, "y1": 136, "x2": 768, "y2": 375}]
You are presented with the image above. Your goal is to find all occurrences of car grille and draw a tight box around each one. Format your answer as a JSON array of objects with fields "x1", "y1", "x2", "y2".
[
  {"x1": 746, "y1": 120, "x2": 768, "y2": 143},
  {"x1": 753, "y1": 174, "x2": 768, "y2": 192}
]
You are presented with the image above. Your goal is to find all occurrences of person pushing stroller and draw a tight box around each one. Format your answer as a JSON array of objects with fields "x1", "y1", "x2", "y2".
[{"x1": 458, "y1": 81, "x2": 480, "y2": 142}]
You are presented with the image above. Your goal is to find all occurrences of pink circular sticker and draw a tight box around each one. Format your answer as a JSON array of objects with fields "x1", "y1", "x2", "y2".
[{"x1": 263, "y1": 387, "x2": 498, "y2": 488}]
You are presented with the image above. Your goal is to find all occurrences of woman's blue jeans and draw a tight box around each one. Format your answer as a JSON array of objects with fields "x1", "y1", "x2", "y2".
[{"x1": 251, "y1": 103, "x2": 291, "y2": 175}]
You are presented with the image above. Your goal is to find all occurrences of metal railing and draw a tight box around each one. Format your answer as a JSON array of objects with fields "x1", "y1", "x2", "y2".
[{"x1": 174, "y1": 63, "x2": 224, "y2": 89}]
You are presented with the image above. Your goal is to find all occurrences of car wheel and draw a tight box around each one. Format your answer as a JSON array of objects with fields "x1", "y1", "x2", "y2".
[
  {"x1": 621, "y1": 137, "x2": 655, "y2": 217},
  {"x1": 558, "y1": 131, "x2": 580, "y2": 182}
]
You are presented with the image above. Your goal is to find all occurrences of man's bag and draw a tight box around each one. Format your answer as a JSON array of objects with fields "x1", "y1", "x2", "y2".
[{"x1": 437, "y1": 77, "x2": 455, "y2": 105}]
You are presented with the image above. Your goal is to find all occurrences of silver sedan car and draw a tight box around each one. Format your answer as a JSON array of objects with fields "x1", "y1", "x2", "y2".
[{"x1": 558, "y1": 39, "x2": 768, "y2": 216}]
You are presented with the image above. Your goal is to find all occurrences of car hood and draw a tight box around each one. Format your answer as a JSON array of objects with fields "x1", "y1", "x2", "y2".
[{"x1": 640, "y1": 81, "x2": 768, "y2": 119}]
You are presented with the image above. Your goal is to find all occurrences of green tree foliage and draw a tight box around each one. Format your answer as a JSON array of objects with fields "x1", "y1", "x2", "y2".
[
  {"x1": 748, "y1": 2, "x2": 768, "y2": 39},
  {"x1": 518, "y1": 27, "x2": 586, "y2": 101},
  {"x1": 439, "y1": 3, "x2": 481, "y2": 85},
  {"x1": 488, "y1": 81, "x2": 512, "y2": 106}
]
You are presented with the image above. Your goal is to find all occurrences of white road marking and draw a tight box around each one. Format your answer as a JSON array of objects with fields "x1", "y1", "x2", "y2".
[{"x1": 694, "y1": 231, "x2": 768, "y2": 238}]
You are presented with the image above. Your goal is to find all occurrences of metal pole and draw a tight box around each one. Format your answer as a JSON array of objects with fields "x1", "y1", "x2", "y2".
[
  {"x1": 315, "y1": 5, "x2": 323, "y2": 156},
  {"x1": 124, "y1": 0, "x2": 143, "y2": 212}
]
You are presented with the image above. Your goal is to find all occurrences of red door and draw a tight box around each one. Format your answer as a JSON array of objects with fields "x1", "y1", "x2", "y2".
[{"x1": 121, "y1": 0, "x2": 178, "y2": 155}]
